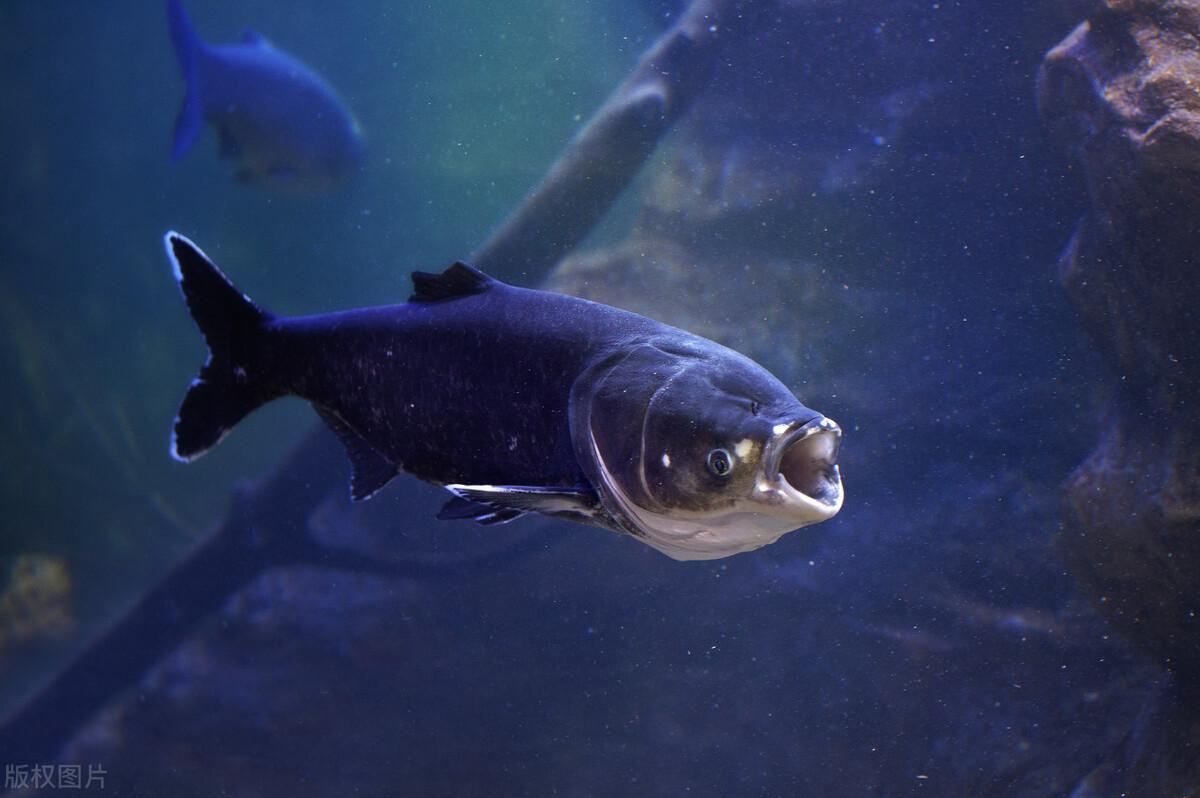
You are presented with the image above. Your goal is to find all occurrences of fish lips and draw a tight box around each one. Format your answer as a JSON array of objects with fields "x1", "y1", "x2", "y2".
[{"x1": 759, "y1": 416, "x2": 844, "y2": 519}]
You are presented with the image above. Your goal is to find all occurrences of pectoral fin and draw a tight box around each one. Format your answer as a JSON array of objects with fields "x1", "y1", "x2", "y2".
[
  {"x1": 438, "y1": 484, "x2": 604, "y2": 527},
  {"x1": 436, "y1": 496, "x2": 525, "y2": 526}
]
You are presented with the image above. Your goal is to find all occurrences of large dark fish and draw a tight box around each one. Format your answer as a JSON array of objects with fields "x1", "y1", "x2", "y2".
[
  {"x1": 167, "y1": 0, "x2": 363, "y2": 191},
  {"x1": 165, "y1": 233, "x2": 844, "y2": 560}
]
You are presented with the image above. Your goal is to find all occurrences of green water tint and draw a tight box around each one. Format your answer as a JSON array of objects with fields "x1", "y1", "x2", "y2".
[{"x1": 0, "y1": 0, "x2": 654, "y2": 718}]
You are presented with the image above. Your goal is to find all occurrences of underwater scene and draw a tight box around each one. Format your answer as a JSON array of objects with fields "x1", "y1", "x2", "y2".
[{"x1": 2, "y1": 0, "x2": 1199, "y2": 794}]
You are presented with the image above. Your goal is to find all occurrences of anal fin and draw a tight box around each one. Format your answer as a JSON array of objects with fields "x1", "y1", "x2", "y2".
[{"x1": 313, "y1": 404, "x2": 398, "y2": 501}]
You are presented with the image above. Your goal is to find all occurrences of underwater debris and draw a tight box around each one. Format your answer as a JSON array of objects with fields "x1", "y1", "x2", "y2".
[{"x1": 0, "y1": 554, "x2": 74, "y2": 664}]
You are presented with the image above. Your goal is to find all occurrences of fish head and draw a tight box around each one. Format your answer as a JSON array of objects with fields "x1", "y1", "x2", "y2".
[{"x1": 572, "y1": 342, "x2": 843, "y2": 560}]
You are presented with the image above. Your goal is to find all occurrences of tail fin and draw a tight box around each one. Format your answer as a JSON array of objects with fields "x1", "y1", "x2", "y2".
[
  {"x1": 165, "y1": 232, "x2": 276, "y2": 462},
  {"x1": 167, "y1": 0, "x2": 204, "y2": 162}
]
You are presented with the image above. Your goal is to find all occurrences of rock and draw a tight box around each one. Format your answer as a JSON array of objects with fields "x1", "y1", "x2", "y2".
[
  {"x1": 1061, "y1": 412, "x2": 1200, "y2": 680},
  {"x1": 1040, "y1": 3, "x2": 1200, "y2": 392},
  {"x1": 1039, "y1": 0, "x2": 1200, "y2": 685}
]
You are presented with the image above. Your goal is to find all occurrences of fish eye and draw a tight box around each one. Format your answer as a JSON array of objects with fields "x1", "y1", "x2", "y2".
[
  {"x1": 749, "y1": 400, "x2": 762, "y2": 416},
  {"x1": 707, "y1": 448, "x2": 732, "y2": 477}
]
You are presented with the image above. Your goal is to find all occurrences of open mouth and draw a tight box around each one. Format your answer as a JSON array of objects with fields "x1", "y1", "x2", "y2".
[{"x1": 765, "y1": 417, "x2": 843, "y2": 510}]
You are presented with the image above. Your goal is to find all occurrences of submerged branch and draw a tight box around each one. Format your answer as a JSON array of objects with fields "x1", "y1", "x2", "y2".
[{"x1": 471, "y1": 0, "x2": 762, "y2": 279}]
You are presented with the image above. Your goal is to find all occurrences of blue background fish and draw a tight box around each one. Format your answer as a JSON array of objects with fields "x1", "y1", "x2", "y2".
[{"x1": 167, "y1": 0, "x2": 363, "y2": 191}]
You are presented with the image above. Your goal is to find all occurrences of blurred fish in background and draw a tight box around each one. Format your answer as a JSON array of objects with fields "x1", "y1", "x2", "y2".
[{"x1": 166, "y1": 0, "x2": 364, "y2": 192}]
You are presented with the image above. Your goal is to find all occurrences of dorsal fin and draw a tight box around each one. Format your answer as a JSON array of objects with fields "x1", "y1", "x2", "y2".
[
  {"x1": 436, "y1": 496, "x2": 525, "y2": 526},
  {"x1": 408, "y1": 262, "x2": 494, "y2": 303},
  {"x1": 239, "y1": 29, "x2": 269, "y2": 47}
]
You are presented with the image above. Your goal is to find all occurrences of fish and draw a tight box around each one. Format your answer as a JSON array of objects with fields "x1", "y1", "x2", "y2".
[
  {"x1": 166, "y1": 0, "x2": 363, "y2": 192},
  {"x1": 164, "y1": 232, "x2": 845, "y2": 561}
]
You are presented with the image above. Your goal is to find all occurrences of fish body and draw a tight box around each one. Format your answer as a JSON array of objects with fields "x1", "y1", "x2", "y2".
[
  {"x1": 165, "y1": 233, "x2": 844, "y2": 560},
  {"x1": 167, "y1": 0, "x2": 362, "y2": 191}
]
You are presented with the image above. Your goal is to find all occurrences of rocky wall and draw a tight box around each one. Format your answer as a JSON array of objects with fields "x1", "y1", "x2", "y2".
[
  {"x1": 1039, "y1": 0, "x2": 1200, "y2": 688},
  {"x1": 1039, "y1": 1, "x2": 1200, "y2": 791}
]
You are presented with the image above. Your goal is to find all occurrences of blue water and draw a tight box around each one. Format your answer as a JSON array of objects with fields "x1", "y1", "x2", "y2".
[{"x1": 0, "y1": 1, "x2": 1167, "y2": 795}]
